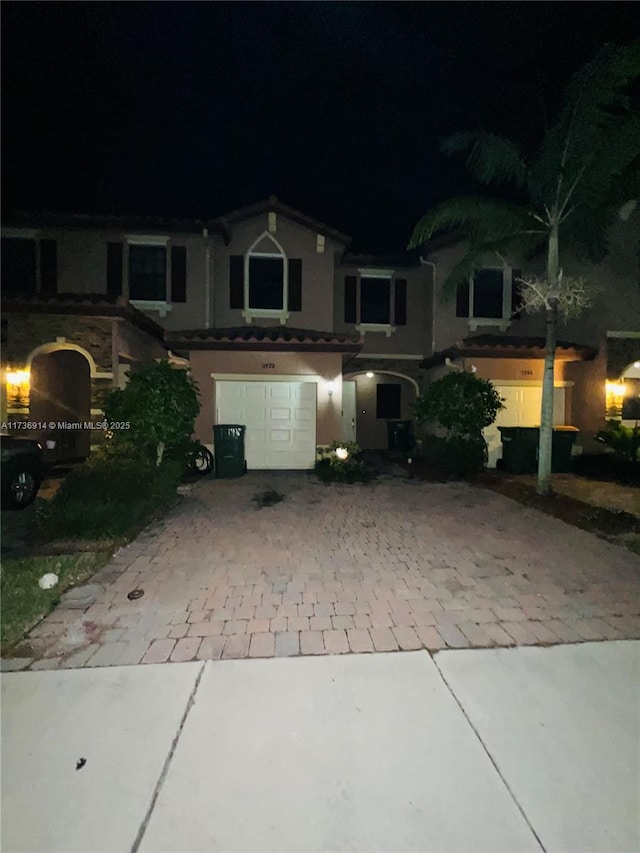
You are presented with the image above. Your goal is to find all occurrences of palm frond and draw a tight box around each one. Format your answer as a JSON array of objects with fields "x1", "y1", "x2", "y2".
[
  {"x1": 530, "y1": 42, "x2": 640, "y2": 210},
  {"x1": 439, "y1": 231, "x2": 548, "y2": 300},
  {"x1": 408, "y1": 196, "x2": 537, "y2": 249},
  {"x1": 442, "y1": 132, "x2": 528, "y2": 188}
]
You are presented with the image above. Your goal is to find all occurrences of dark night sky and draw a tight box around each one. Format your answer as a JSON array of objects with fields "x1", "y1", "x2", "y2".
[{"x1": 2, "y1": 2, "x2": 639, "y2": 252}]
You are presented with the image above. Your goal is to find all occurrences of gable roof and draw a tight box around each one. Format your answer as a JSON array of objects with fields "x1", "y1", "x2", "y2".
[{"x1": 214, "y1": 196, "x2": 351, "y2": 246}]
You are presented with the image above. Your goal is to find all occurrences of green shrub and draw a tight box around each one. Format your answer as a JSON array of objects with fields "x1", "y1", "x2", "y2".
[
  {"x1": 596, "y1": 420, "x2": 640, "y2": 462},
  {"x1": 314, "y1": 441, "x2": 374, "y2": 483},
  {"x1": 418, "y1": 434, "x2": 486, "y2": 479},
  {"x1": 414, "y1": 372, "x2": 502, "y2": 475},
  {"x1": 37, "y1": 455, "x2": 182, "y2": 540},
  {"x1": 103, "y1": 360, "x2": 200, "y2": 465}
]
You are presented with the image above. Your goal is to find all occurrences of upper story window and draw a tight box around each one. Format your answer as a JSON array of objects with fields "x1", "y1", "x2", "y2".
[
  {"x1": 1, "y1": 235, "x2": 57, "y2": 297},
  {"x1": 229, "y1": 232, "x2": 302, "y2": 323},
  {"x1": 105, "y1": 236, "x2": 186, "y2": 316},
  {"x1": 456, "y1": 267, "x2": 522, "y2": 331},
  {"x1": 344, "y1": 270, "x2": 407, "y2": 337},
  {"x1": 129, "y1": 245, "x2": 167, "y2": 301},
  {"x1": 249, "y1": 256, "x2": 284, "y2": 310}
]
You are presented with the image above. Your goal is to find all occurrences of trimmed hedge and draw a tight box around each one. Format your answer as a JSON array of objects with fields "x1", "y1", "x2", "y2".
[{"x1": 37, "y1": 453, "x2": 183, "y2": 540}]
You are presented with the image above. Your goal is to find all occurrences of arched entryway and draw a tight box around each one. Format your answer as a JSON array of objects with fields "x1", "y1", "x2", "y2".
[
  {"x1": 30, "y1": 349, "x2": 92, "y2": 460},
  {"x1": 343, "y1": 370, "x2": 419, "y2": 450}
]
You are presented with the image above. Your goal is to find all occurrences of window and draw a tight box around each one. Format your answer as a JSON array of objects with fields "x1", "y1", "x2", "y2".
[
  {"x1": 361, "y1": 277, "x2": 391, "y2": 324},
  {"x1": 1, "y1": 236, "x2": 57, "y2": 297},
  {"x1": 344, "y1": 271, "x2": 407, "y2": 334},
  {"x1": 2, "y1": 238, "x2": 37, "y2": 295},
  {"x1": 129, "y1": 245, "x2": 167, "y2": 301},
  {"x1": 249, "y1": 256, "x2": 284, "y2": 309},
  {"x1": 229, "y1": 234, "x2": 302, "y2": 320},
  {"x1": 456, "y1": 267, "x2": 521, "y2": 329},
  {"x1": 376, "y1": 383, "x2": 401, "y2": 419},
  {"x1": 473, "y1": 269, "x2": 503, "y2": 318}
]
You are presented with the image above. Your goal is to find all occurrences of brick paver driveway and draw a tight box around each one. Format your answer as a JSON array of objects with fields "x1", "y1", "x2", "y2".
[{"x1": 17, "y1": 470, "x2": 640, "y2": 669}]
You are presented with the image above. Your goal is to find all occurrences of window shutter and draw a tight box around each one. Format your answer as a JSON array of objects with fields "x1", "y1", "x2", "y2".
[
  {"x1": 456, "y1": 282, "x2": 470, "y2": 317},
  {"x1": 229, "y1": 255, "x2": 244, "y2": 309},
  {"x1": 107, "y1": 242, "x2": 123, "y2": 297},
  {"x1": 288, "y1": 258, "x2": 302, "y2": 311},
  {"x1": 394, "y1": 278, "x2": 407, "y2": 325},
  {"x1": 40, "y1": 239, "x2": 57, "y2": 297},
  {"x1": 344, "y1": 275, "x2": 357, "y2": 323},
  {"x1": 171, "y1": 246, "x2": 187, "y2": 303},
  {"x1": 511, "y1": 268, "x2": 522, "y2": 319}
]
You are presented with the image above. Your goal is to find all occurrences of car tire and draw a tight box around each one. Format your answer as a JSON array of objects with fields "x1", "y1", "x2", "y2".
[{"x1": 2, "y1": 463, "x2": 42, "y2": 510}]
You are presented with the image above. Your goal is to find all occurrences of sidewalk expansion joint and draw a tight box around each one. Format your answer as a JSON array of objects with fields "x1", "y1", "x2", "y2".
[
  {"x1": 130, "y1": 662, "x2": 206, "y2": 853},
  {"x1": 432, "y1": 652, "x2": 547, "y2": 853}
]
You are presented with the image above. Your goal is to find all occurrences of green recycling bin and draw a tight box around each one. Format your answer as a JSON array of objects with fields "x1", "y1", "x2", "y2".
[
  {"x1": 551, "y1": 426, "x2": 579, "y2": 473},
  {"x1": 213, "y1": 424, "x2": 246, "y2": 478},
  {"x1": 498, "y1": 426, "x2": 539, "y2": 474},
  {"x1": 386, "y1": 419, "x2": 413, "y2": 452}
]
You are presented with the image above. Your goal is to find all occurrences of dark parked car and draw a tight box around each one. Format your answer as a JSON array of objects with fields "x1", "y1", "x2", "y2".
[{"x1": 1, "y1": 435, "x2": 47, "y2": 510}]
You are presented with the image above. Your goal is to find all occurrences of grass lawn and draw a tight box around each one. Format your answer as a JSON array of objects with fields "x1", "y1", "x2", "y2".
[{"x1": 1, "y1": 551, "x2": 111, "y2": 654}]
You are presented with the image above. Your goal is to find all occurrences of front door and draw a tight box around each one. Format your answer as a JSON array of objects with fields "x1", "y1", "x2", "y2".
[{"x1": 341, "y1": 380, "x2": 357, "y2": 443}]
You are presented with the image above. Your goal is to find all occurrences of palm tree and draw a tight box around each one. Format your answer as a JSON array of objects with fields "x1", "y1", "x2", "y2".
[{"x1": 409, "y1": 42, "x2": 640, "y2": 495}]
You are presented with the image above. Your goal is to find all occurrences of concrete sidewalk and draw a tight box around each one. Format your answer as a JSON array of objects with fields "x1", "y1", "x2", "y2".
[{"x1": 2, "y1": 642, "x2": 638, "y2": 853}]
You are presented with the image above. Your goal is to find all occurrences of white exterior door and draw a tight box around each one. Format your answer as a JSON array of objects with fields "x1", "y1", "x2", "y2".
[
  {"x1": 484, "y1": 384, "x2": 566, "y2": 468},
  {"x1": 341, "y1": 380, "x2": 357, "y2": 443},
  {"x1": 216, "y1": 381, "x2": 317, "y2": 469}
]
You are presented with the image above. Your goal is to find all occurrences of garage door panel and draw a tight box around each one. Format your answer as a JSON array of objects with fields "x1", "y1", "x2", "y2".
[
  {"x1": 216, "y1": 380, "x2": 317, "y2": 470},
  {"x1": 484, "y1": 384, "x2": 565, "y2": 468}
]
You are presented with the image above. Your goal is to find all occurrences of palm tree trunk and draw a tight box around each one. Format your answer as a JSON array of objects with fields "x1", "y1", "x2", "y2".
[
  {"x1": 537, "y1": 305, "x2": 557, "y2": 495},
  {"x1": 537, "y1": 224, "x2": 559, "y2": 496}
]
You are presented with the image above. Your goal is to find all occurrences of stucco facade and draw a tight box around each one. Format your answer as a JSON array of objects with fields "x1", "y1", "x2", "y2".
[{"x1": 2, "y1": 198, "x2": 638, "y2": 462}]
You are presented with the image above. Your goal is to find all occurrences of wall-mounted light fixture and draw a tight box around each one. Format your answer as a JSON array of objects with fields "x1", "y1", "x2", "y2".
[
  {"x1": 5, "y1": 368, "x2": 31, "y2": 408},
  {"x1": 365, "y1": 371, "x2": 374, "y2": 378},
  {"x1": 605, "y1": 380, "x2": 627, "y2": 418},
  {"x1": 326, "y1": 381, "x2": 336, "y2": 397}
]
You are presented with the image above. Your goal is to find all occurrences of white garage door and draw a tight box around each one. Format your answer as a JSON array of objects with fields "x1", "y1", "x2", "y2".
[
  {"x1": 216, "y1": 381, "x2": 317, "y2": 470},
  {"x1": 484, "y1": 385, "x2": 566, "y2": 468}
]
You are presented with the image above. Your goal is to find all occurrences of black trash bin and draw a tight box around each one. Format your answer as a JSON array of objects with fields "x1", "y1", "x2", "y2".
[
  {"x1": 386, "y1": 419, "x2": 413, "y2": 452},
  {"x1": 499, "y1": 426, "x2": 580, "y2": 474},
  {"x1": 552, "y1": 426, "x2": 579, "y2": 473},
  {"x1": 498, "y1": 426, "x2": 538, "y2": 474},
  {"x1": 213, "y1": 424, "x2": 246, "y2": 478}
]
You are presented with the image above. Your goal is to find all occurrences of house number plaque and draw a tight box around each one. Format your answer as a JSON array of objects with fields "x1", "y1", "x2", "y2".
[{"x1": 262, "y1": 362, "x2": 276, "y2": 369}]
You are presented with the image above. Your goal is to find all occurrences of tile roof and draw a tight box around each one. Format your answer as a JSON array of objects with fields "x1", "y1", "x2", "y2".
[
  {"x1": 421, "y1": 335, "x2": 597, "y2": 367},
  {"x1": 1, "y1": 293, "x2": 167, "y2": 341},
  {"x1": 3, "y1": 210, "x2": 221, "y2": 235},
  {"x1": 341, "y1": 251, "x2": 422, "y2": 269},
  {"x1": 166, "y1": 326, "x2": 363, "y2": 352}
]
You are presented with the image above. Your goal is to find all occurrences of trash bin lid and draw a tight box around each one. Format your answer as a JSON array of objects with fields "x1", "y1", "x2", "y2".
[{"x1": 553, "y1": 425, "x2": 579, "y2": 431}]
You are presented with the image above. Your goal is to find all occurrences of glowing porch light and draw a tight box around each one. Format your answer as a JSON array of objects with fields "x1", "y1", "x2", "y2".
[
  {"x1": 365, "y1": 371, "x2": 374, "y2": 378},
  {"x1": 605, "y1": 381, "x2": 627, "y2": 397},
  {"x1": 5, "y1": 368, "x2": 31, "y2": 407}
]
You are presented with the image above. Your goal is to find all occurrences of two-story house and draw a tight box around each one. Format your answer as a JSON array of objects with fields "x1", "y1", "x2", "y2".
[
  {"x1": 2, "y1": 196, "x2": 638, "y2": 468},
  {"x1": 418, "y1": 202, "x2": 640, "y2": 464},
  {"x1": 1, "y1": 199, "x2": 426, "y2": 466}
]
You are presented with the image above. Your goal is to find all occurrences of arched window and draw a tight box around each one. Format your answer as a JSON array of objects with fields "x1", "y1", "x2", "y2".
[{"x1": 244, "y1": 232, "x2": 288, "y2": 319}]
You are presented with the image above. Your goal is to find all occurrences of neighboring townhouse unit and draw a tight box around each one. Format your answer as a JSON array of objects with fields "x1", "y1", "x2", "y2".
[
  {"x1": 2, "y1": 197, "x2": 638, "y2": 468},
  {"x1": 419, "y1": 203, "x2": 640, "y2": 464}
]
